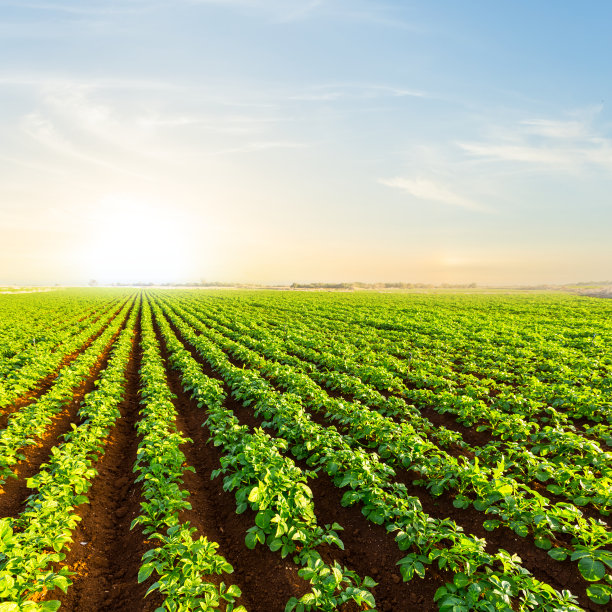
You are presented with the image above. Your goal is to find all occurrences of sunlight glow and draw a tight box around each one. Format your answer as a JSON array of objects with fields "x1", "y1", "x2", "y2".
[{"x1": 84, "y1": 194, "x2": 195, "y2": 284}]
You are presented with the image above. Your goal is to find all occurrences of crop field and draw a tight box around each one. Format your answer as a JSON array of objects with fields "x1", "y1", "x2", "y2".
[{"x1": 0, "y1": 289, "x2": 611, "y2": 612}]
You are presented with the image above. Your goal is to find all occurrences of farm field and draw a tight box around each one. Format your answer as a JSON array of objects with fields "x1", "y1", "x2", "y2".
[{"x1": 0, "y1": 289, "x2": 611, "y2": 612}]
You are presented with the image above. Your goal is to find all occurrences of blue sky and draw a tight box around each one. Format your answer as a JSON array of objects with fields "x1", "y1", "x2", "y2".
[{"x1": 1, "y1": 0, "x2": 611, "y2": 284}]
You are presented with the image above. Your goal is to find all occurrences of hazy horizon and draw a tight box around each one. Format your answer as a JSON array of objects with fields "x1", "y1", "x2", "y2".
[{"x1": 1, "y1": 1, "x2": 611, "y2": 286}]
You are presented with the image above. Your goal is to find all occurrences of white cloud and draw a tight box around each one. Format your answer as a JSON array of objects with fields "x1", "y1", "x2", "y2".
[
  {"x1": 458, "y1": 142, "x2": 571, "y2": 166},
  {"x1": 216, "y1": 140, "x2": 309, "y2": 155},
  {"x1": 183, "y1": 0, "x2": 324, "y2": 22},
  {"x1": 520, "y1": 119, "x2": 589, "y2": 141},
  {"x1": 288, "y1": 82, "x2": 426, "y2": 102},
  {"x1": 458, "y1": 108, "x2": 612, "y2": 173},
  {"x1": 380, "y1": 177, "x2": 491, "y2": 213}
]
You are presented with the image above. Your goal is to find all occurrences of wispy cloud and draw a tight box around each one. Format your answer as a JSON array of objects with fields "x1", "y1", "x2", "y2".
[
  {"x1": 0, "y1": 73, "x2": 183, "y2": 93},
  {"x1": 20, "y1": 112, "x2": 152, "y2": 178},
  {"x1": 458, "y1": 107, "x2": 612, "y2": 173},
  {"x1": 288, "y1": 82, "x2": 427, "y2": 102},
  {"x1": 216, "y1": 140, "x2": 309, "y2": 155},
  {"x1": 520, "y1": 118, "x2": 590, "y2": 140},
  {"x1": 185, "y1": 0, "x2": 420, "y2": 29},
  {"x1": 458, "y1": 142, "x2": 572, "y2": 166},
  {"x1": 380, "y1": 177, "x2": 491, "y2": 213},
  {"x1": 184, "y1": 0, "x2": 325, "y2": 22}
]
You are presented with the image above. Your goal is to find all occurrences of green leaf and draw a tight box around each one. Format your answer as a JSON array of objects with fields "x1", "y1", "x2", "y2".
[
  {"x1": 0, "y1": 520, "x2": 13, "y2": 543},
  {"x1": 52, "y1": 575, "x2": 70, "y2": 593},
  {"x1": 358, "y1": 590, "x2": 376, "y2": 608},
  {"x1": 269, "y1": 538, "x2": 282, "y2": 552},
  {"x1": 534, "y1": 536, "x2": 552, "y2": 550},
  {"x1": 512, "y1": 523, "x2": 529, "y2": 538},
  {"x1": 453, "y1": 573, "x2": 469, "y2": 588},
  {"x1": 0, "y1": 604, "x2": 19, "y2": 612},
  {"x1": 40, "y1": 602, "x2": 62, "y2": 612},
  {"x1": 145, "y1": 581, "x2": 161, "y2": 597},
  {"x1": 586, "y1": 584, "x2": 611, "y2": 605},
  {"x1": 497, "y1": 484, "x2": 513, "y2": 496},
  {"x1": 483, "y1": 520, "x2": 500, "y2": 532},
  {"x1": 245, "y1": 531, "x2": 258, "y2": 549},
  {"x1": 548, "y1": 548, "x2": 568, "y2": 561},
  {"x1": 578, "y1": 557, "x2": 606, "y2": 582},
  {"x1": 138, "y1": 564, "x2": 155, "y2": 583},
  {"x1": 226, "y1": 584, "x2": 242, "y2": 598},
  {"x1": 255, "y1": 511, "x2": 271, "y2": 530}
]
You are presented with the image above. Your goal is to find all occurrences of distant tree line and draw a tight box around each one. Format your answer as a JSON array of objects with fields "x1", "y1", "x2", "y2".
[{"x1": 290, "y1": 282, "x2": 478, "y2": 290}]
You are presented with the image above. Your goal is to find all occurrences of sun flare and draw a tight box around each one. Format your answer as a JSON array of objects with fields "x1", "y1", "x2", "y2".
[{"x1": 84, "y1": 194, "x2": 194, "y2": 284}]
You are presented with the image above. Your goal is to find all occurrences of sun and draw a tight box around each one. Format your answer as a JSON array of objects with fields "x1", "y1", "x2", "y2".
[{"x1": 85, "y1": 194, "x2": 194, "y2": 284}]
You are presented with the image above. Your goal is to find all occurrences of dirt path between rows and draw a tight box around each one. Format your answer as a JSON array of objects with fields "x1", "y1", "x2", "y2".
[
  {"x1": 153, "y1": 309, "x2": 311, "y2": 612},
  {"x1": 52, "y1": 307, "x2": 164, "y2": 612},
  {"x1": 165, "y1": 305, "x2": 603, "y2": 612}
]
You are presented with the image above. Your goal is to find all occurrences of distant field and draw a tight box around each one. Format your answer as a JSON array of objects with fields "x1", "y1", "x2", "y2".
[
  {"x1": 0, "y1": 287, "x2": 56, "y2": 294},
  {"x1": 0, "y1": 289, "x2": 611, "y2": 611}
]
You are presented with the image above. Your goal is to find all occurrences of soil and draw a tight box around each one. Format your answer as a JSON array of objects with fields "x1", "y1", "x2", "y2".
[
  {"x1": 8, "y1": 294, "x2": 609, "y2": 612},
  {"x1": 154, "y1": 310, "x2": 311, "y2": 611},
  {"x1": 51, "y1": 305, "x2": 165, "y2": 612}
]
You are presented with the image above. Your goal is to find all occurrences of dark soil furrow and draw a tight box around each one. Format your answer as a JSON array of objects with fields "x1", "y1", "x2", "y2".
[
  {"x1": 273, "y1": 388, "x2": 601, "y2": 610},
  {"x1": 202, "y1": 320, "x2": 612, "y2": 529},
  {"x1": 302, "y1": 382, "x2": 611, "y2": 526},
  {"x1": 154, "y1": 315, "x2": 310, "y2": 612},
  {"x1": 227, "y1": 390, "x2": 451, "y2": 612},
  {"x1": 52, "y1": 309, "x2": 163, "y2": 612}
]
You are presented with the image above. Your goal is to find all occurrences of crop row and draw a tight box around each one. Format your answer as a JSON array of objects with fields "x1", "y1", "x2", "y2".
[
  {"x1": 152, "y1": 297, "x2": 377, "y2": 611},
  {"x1": 0, "y1": 299, "x2": 139, "y2": 610}
]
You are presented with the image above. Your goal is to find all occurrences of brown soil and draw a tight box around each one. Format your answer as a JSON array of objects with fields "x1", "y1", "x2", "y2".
[
  {"x1": 229, "y1": 395, "x2": 451, "y2": 611},
  {"x1": 286, "y1": 395, "x2": 603, "y2": 610},
  {"x1": 154, "y1": 311, "x2": 311, "y2": 612},
  {"x1": 51, "y1": 306, "x2": 165, "y2": 612}
]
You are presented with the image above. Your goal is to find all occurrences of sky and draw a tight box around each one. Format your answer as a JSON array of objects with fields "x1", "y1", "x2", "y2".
[{"x1": 1, "y1": 0, "x2": 611, "y2": 285}]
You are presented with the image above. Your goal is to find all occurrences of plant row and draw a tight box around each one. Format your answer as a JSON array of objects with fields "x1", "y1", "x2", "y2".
[
  {"x1": 0, "y1": 296, "x2": 129, "y2": 410},
  {"x1": 151, "y1": 297, "x2": 377, "y2": 612},
  {"x1": 180, "y1": 295, "x2": 612, "y2": 516},
  {"x1": 0, "y1": 299, "x2": 139, "y2": 611},
  {"x1": 0, "y1": 297, "x2": 135, "y2": 486},
  {"x1": 134, "y1": 299, "x2": 245, "y2": 611}
]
